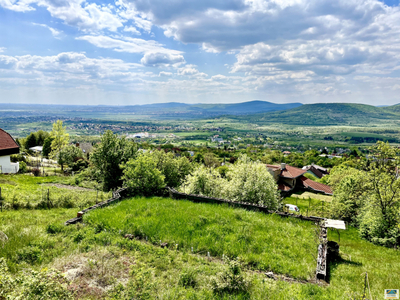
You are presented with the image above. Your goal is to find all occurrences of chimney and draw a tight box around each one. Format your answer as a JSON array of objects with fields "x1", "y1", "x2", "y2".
[{"x1": 281, "y1": 163, "x2": 286, "y2": 170}]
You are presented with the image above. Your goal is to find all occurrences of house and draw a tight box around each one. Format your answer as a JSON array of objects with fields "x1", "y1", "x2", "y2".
[
  {"x1": 282, "y1": 151, "x2": 291, "y2": 155},
  {"x1": 267, "y1": 163, "x2": 332, "y2": 195},
  {"x1": 0, "y1": 128, "x2": 20, "y2": 174},
  {"x1": 302, "y1": 164, "x2": 329, "y2": 179},
  {"x1": 29, "y1": 146, "x2": 43, "y2": 153}
]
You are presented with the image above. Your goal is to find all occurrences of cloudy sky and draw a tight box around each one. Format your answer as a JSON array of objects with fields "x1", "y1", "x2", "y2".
[{"x1": 1, "y1": 0, "x2": 400, "y2": 105}]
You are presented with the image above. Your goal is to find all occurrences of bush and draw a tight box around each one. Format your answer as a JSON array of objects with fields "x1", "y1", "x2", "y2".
[
  {"x1": 211, "y1": 258, "x2": 251, "y2": 295},
  {"x1": 19, "y1": 161, "x2": 28, "y2": 173},
  {"x1": 31, "y1": 168, "x2": 41, "y2": 177},
  {"x1": 122, "y1": 154, "x2": 165, "y2": 196},
  {"x1": 46, "y1": 224, "x2": 64, "y2": 234}
]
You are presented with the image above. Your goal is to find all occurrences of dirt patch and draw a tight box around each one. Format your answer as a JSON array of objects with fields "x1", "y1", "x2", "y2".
[
  {"x1": 45, "y1": 184, "x2": 95, "y2": 192},
  {"x1": 53, "y1": 251, "x2": 135, "y2": 299}
]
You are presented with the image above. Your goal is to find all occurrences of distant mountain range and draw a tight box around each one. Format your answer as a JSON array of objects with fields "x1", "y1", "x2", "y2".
[
  {"x1": 0, "y1": 101, "x2": 303, "y2": 119},
  {"x1": 2, "y1": 101, "x2": 400, "y2": 125}
]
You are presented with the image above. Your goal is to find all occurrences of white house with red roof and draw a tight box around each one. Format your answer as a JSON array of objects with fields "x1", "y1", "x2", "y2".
[
  {"x1": 0, "y1": 129, "x2": 20, "y2": 174},
  {"x1": 267, "y1": 163, "x2": 332, "y2": 195}
]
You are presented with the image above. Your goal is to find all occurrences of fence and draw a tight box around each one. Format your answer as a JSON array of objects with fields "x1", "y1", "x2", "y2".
[
  {"x1": 168, "y1": 187, "x2": 326, "y2": 223},
  {"x1": 64, "y1": 187, "x2": 127, "y2": 225}
]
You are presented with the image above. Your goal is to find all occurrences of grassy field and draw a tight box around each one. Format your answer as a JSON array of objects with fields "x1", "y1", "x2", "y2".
[
  {"x1": 84, "y1": 197, "x2": 318, "y2": 280},
  {"x1": 0, "y1": 174, "x2": 111, "y2": 210},
  {"x1": 1, "y1": 194, "x2": 399, "y2": 299},
  {"x1": 290, "y1": 192, "x2": 333, "y2": 202}
]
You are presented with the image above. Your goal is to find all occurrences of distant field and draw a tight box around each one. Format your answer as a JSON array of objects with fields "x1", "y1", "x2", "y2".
[
  {"x1": 291, "y1": 192, "x2": 332, "y2": 202},
  {"x1": 84, "y1": 197, "x2": 318, "y2": 280}
]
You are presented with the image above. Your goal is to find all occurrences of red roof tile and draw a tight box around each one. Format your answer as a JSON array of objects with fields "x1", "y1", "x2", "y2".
[
  {"x1": 0, "y1": 129, "x2": 19, "y2": 155},
  {"x1": 280, "y1": 165, "x2": 307, "y2": 179},
  {"x1": 299, "y1": 176, "x2": 333, "y2": 195}
]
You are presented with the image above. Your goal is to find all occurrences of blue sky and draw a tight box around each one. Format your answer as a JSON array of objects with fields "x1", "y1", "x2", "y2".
[{"x1": 1, "y1": 0, "x2": 400, "y2": 105}]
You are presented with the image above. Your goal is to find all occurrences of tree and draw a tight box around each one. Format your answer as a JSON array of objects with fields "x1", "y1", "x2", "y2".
[
  {"x1": 180, "y1": 166, "x2": 224, "y2": 198},
  {"x1": 204, "y1": 152, "x2": 220, "y2": 168},
  {"x1": 42, "y1": 137, "x2": 54, "y2": 158},
  {"x1": 50, "y1": 120, "x2": 69, "y2": 171},
  {"x1": 59, "y1": 145, "x2": 84, "y2": 170},
  {"x1": 25, "y1": 133, "x2": 37, "y2": 150},
  {"x1": 90, "y1": 130, "x2": 137, "y2": 191},
  {"x1": 329, "y1": 167, "x2": 366, "y2": 225},
  {"x1": 149, "y1": 150, "x2": 193, "y2": 188},
  {"x1": 223, "y1": 155, "x2": 280, "y2": 209},
  {"x1": 359, "y1": 142, "x2": 400, "y2": 246},
  {"x1": 122, "y1": 154, "x2": 165, "y2": 196}
]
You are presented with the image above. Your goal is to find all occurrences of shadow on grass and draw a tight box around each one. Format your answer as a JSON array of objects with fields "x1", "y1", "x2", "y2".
[{"x1": 326, "y1": 255, "x2": 362, "y2": 283}]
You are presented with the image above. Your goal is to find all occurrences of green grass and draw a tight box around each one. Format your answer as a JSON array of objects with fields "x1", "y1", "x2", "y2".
[
  {"x1": 0, "y1": 174, "x2": 111, "y2": 210},
  {"x1": 0, "y1": 208, "x2": 77, "y2": 272},
  {"x1": 84, "y1": 197, "x2": 318, "y2": 280},
  {"x1": 283, "y1": 196, "x2": 330, "y2": 218},
  {"x1": 1, "y1": 195, "x2": 399, "y2": 299}
]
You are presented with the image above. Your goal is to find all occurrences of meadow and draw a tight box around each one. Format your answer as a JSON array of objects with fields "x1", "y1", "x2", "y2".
[
  {"x1": 1, "y1": 193, "x2": 399, "y2": 299},
  {"x1": 0, "y1": 174, "x2": 111, "y2": 210},
  {"x1": 84, "y1": 197, "x2": 318, "y2": 280}
]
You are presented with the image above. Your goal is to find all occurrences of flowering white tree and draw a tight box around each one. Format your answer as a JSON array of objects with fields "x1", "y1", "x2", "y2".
[
  {"x1": 180, "y1": 165, "x2": 224, "y2": 198},
  {"x1": 223, "y1": 155, "x2": 280, "y2": 209}
]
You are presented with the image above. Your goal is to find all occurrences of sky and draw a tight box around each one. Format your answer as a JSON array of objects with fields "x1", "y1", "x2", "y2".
[{"x1": 1, "y1": 0, "x2": 400, "y2": 106}]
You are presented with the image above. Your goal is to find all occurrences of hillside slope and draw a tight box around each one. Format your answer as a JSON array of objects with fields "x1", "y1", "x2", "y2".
[{"x1": 235, "y1": 103, "x2": 400, "y2": 126}]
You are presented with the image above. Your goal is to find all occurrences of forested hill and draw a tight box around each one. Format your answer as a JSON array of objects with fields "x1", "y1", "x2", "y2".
[
  {"x1": 233, "y1": 103, "x2": 400, "y2": 126},
  {"x1": 0, "y1": 101, "x2": 302, "y2": 119}
]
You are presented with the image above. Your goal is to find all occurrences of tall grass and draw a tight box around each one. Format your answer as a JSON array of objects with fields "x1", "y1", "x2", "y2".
[
  {"x1": 85, "y1": 197, "x2": 318, "y2": 280},
  {"x1": 0, "y1": 208, "x2": 77, "y2": 272},
  {"x1": 0, "y1": 174, "x2": 111, "y2": 210}
]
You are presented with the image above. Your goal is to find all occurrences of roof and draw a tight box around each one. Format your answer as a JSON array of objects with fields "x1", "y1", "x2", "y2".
[
  {"x1": 308, "y1": 166, "x2": 325, "y2": 179},
  {"x1": 299, "y1": 176, "x2": 333, "y2": 195},
  {"x1": 0, "y1": 129, "x2": 19, "y2": 156},
  {"x1": 280, "y1": 165, "x2": 307, "y2": 179},
  {"x1": 266, "y1": 164, "x2": 281, "y2": 170},
  {"x1": 29, "y1": 146, "x2": 43, "y2": 152},
  {"x1": 278, "y1": 182, "x2": 293, "y2": 192},
  {"x1": 325, "y1": 219, "x2": 346, "y2": 230}
]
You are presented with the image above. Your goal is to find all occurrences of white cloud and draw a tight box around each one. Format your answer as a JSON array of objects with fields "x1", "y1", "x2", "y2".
[
  {"x1": 32, "y1": 23, "x2": 62, "y2": 38},
  {"x1": 178, "y1": 65, "x2": 208, "y2": 77},
  {"x1": 0, "y1": 0, "x2": 35, "y2": 12},
  {"x1": 141, "y1": 52, "x2": 185, "y2": 67},
  {"x1": 159, "y1": 71, "x2": 172, "y2": 77},
  {"x1": 77, "y1": 35, "x2": 182, "y2": 55},
  {"x1": 123, "y1": 26, "x2": 141, "y2": 35},
  {"x1": 0, "y1": 47, "x2": 5, "y2": 53}
]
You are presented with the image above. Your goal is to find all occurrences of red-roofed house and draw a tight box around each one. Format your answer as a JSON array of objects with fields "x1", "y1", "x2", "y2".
[
  {"x1": 267, "y1": 163, "x2": 332, "y2": 195},
  {"x1": 0, "y1": 128, "x2": 20, "y2": 173}
]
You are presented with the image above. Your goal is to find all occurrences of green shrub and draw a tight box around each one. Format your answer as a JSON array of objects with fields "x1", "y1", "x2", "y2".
[
  {"x1": 46, "y1": 224, "x2": 64, "y2": 234},
  {"x1": 178, "y1": 269, "x2": 197, "y2": 288},
  {"x1": 18, "y1": 161, "x2": 28, "y2": 173},
  {"x1": 17, "y1": 246, "x2": 42, "y2": 264},
  {"x1": 211, "y1": 258, "x2": 251, "y2": 296}
]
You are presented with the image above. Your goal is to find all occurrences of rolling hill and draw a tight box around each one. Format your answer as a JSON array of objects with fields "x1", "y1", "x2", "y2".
[{"x1": 235, "y1": 103, "x2": 400, "y2": 126}]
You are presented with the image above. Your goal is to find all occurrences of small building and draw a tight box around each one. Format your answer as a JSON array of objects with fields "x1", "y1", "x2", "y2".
[
  {"x1": 302, "y1": 164, "x2": 329, "y2": 179},
  {"x1": 267, "y1": 163, "x2": 332, "y2": 195},
  {"x1": 0, "y1": 128, "x2": 20, "y2": 174},
  {"x1": 29, "y1": 146, "x2": 43, "y2": 153}
]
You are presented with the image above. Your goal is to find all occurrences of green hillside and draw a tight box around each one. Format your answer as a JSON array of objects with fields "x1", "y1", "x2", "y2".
[{"x1": 235, "y1": 103, "x2": 400, "y2": 126}]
